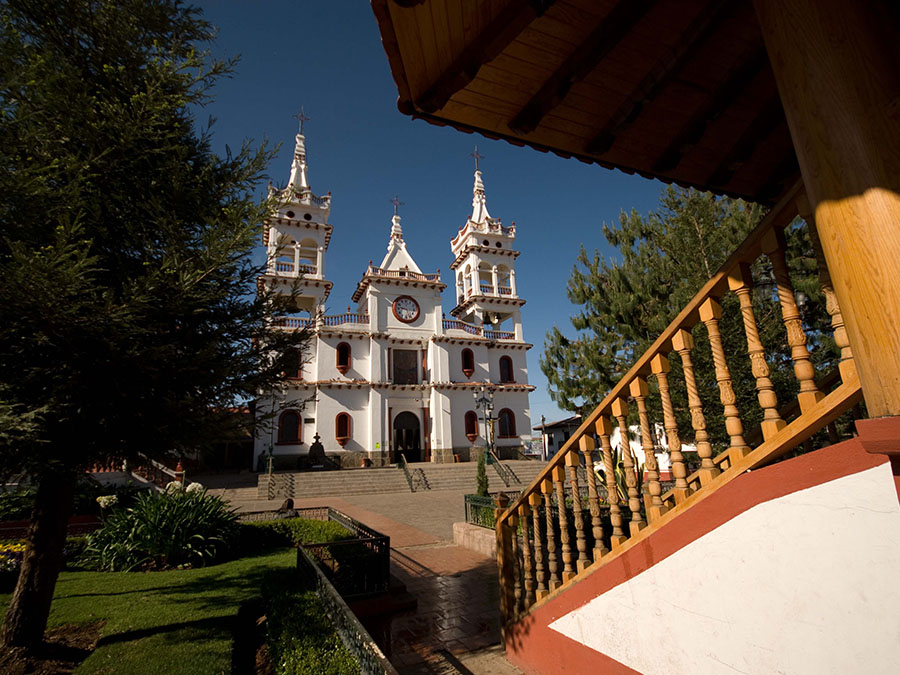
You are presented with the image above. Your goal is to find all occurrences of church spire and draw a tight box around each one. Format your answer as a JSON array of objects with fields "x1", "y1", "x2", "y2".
[
  {"x1": 288, "y1": 107, "x2": 311, "y2": 192},
  {"x1": 389, "y1": 196, "x2": 405, "y2": 241},
  {"x1": 469, "y1": 146, "x2": 491, "y2": 223}
]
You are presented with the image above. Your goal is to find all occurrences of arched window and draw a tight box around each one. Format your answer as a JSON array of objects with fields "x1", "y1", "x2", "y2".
[
  {"x1": 461, "y1": 348, "x2": 475, "y2": 379},
  {"x1": 336, "y1": 342, "x2": 351, "y2": 374},
  {"x1": 464, "y1": 411, "x2": 479, "y2": 443},
  {"x1": 498, "y1": 409, "x2": 517, "y2": 438},
  {"x1": 277, "y1": 410, "x2": 301, "y2": 443},
  {"x1": 283, "y1": 349, "x2": 302, "y2": 379},
  {"x1": 335, "y1": 413, "x2": 351, "y2": 447},
  {"x1": 499, "y1": 355, "x2": 514, "y2": 383}
]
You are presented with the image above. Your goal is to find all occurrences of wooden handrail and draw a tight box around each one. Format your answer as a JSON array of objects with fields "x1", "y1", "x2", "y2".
[{"x1": 494, "y1": 178, "x2": 863, "y2": 625}]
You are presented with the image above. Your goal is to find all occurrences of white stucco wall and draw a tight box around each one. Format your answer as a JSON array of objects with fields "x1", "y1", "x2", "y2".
[{"x1": 549, "y1": 462, "x2": 900, "y2": 675}]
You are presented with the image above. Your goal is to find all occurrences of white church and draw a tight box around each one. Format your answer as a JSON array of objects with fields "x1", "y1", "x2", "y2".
[{"x1": 254, "y1": 124, "x2": 534, "y2": 468}]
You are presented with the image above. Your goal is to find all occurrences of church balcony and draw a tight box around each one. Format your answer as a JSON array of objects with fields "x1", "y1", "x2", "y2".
[
  {"x1": 274, "y1": 313, "x2": 368, "y2": 330},
  {"x1": 273, "y1": 262, "x2": 319, "y2": 277},
  {"x1": 367, "y1": 265, "x2": 440, "y2": 282},
  {"x1": 442, "y1": 318, "x2": 515, "y2": 341}
]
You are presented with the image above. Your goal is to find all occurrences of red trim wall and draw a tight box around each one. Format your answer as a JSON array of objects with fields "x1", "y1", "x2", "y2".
[{"x1": 506, "y1": 435, "x2": 890, "y2": 673}]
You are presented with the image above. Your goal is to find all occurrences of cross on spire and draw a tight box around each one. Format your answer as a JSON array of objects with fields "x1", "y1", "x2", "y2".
[
  {"x1": 390, "y1": 195, "x2": 405, "y2": 216},
  {"x1": 469, "y1": 145, "x2": 485, "y2": 171},
  {"x1": 292, "y1": 106, "x2": 311, "y2": 134}
]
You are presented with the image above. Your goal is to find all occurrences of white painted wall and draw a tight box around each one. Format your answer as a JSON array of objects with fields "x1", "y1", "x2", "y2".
[{"x1": 550, "y1": 462, "x2": 900, "y2": 675}]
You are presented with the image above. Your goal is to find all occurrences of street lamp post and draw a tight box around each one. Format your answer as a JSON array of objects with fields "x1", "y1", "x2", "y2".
[{"x1": 473, "y1": 385, "x2": 496, "y2": 455}]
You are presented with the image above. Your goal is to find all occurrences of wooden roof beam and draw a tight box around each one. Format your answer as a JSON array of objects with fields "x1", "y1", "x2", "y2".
[
  {"x1": 706, "y1": 94, "x2": 786, "y2": 187},
  {"x1": 414, "y1": 0, "x2": 557, "y2": 114},
  {"x1": 652, "y1": 44, "x2": 769, "y2": 173},
  {"x1": 585, "y1": 0, "x2": 736, "y2": 156},
  {"x1": 508, "y1": 0, "x2": 659, "y2": 135}
]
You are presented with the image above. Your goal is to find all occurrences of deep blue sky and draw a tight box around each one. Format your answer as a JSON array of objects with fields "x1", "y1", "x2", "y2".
[{"x1": 198, "y1": 1, "x2": 666, "y2": 428}]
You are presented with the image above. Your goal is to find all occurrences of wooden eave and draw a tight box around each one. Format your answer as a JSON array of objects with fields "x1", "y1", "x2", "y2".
[{"x1": 371, "y1": 0, "x2": 800, "y2": 204}]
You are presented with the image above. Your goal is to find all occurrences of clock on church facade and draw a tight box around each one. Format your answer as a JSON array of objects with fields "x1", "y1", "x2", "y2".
[{"x1": 392, "y1": 295, "x2": 420, "y2": 323}]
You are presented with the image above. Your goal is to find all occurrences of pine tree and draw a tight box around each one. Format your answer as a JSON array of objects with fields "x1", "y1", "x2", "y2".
[
  {"x1": 0, "y1": 0, "x2": 306, "y2": 647},
  {"x1": 541, "y1": 186, "x2": 836, "y2": 450},
  {"x1": 476, "y1": 452, "x2": 489, "y2": 497}
]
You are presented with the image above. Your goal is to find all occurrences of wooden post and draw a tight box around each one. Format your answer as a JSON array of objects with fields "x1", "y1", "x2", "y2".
[
  {"x1": 518, "y1": 503, "x2": 535, "y2": 608},
  {"x1": 672, "y1": 328, "x2": 718, "y2": 484},
  {"x1": 700, "y1": 298, "x2": 750, "y2": 458},
  {"x1": 529, "y1": 492, "x2": 548, "y2": 600},
  {"x1": 597, "y1": 415, "x2": 628, "y2": 547},
  {"x1": 565, "y1": 449, "x2": 590, "y2": 572},
  {"x1": 541, "y1": 479, "x2": 560, "y2": 590},
  {"x1": 797, "y1": 194, "x2": 857, "y2": 384},
  {"x1": 612, "y1": 397, "x2": 646, "y2": 534},
  {"x1": 651, "y1": 354, "x2": 691, "y2": 503},
  {"x1": 761, "y1": 228, "x2": 823, "y2": 412},
  {"x1": 629, "y1": 377, "x2": 666, "y2": 522},
  {"x1": 728, "y1": 264, "x2": 785, "y2": 441},
  {"x1": 579, "y1": 434, "x2": 609, "y2": 559},
  {"x1": 494, "y1": 492, "x2": 515, "y2": 627},
  {"x1": 553, "y1": 465, "x2": 575, "y2": 582},
  {"x1": 754, "y1": 0, "x2": 900, "y2": 416}
]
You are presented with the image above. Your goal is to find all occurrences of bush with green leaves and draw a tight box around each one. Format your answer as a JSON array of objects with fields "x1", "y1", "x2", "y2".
[
  {"x1": 83, "y1": 488, "x2": 238, "y2": 571},
  {"x1": 475, "y1": 452, "x2": 489, "y2": 497},
  {"x1": 238, "y1": 518, "x2": 352, "y2": 552}
]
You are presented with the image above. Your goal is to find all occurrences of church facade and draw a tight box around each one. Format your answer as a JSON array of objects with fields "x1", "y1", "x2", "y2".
[{"x1": 254, "y1": 127, "x2": 533, "y2": 468}]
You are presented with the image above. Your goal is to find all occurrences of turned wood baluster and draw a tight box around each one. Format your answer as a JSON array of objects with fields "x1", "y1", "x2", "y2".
[
  {"x1": 529, "y1": 493, "x2": 548, "y2": 600},
  {"x1": 672, "y1": 329, "x2": 718, "y2": 485},
  {"x1": 700, "y1": 298, "x2": 750, "y2": 458},
  {"x1": 761, "y1": 228, "x2": 824, "y2": 412},
  {"x1": 579, "y1": 434, "x2": 609, "y2": 560},
  {"x1": 728, "y1": 264, "x2": 786, "y2": 441},
  {"x1": 518, "y1": 503, "x2": 535, "y2": 608},
  {"x1": 612, "y1": 397, "x2": 646, "y2": 534},
  {"x1": 629, "y1": 377, "x2": 667, "y2": 522},
  {"x1": 553, "y1": 465, "x2": 575, "y2": 582},
  {"x1": 597, "y1": 415, "x2": 628, "y2": 547},
  {"x1": 508, "y1": 510, "x2": 522, "y2": 616},
  {"x1": 650, "y1": 354, "x2": 690, "y2": 503},
  {"x1": 565, "y1": 449, "x2": 590, "y2": 572},
  {"x1": 798, "y1": 194, "x2": 857, "y2": 383},
  {"x1": 542, "y1": 479, "x2": 560, "y2": 590}
]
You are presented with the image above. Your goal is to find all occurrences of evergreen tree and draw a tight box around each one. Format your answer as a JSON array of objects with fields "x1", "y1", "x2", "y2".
[
  {"x1": 476, "y1": 452, "x2": 489, "y2": 497},
  {"x1": 541, "y1": 186, "x2": 835, "y2": 450},
  {"x1": 0, "y1": 0, "x2": 305, "y2": 647}
]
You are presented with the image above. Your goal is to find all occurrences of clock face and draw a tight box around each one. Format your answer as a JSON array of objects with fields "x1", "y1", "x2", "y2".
[{"x1": 392, "y1": 295, "x2": 420, "y2": 323}]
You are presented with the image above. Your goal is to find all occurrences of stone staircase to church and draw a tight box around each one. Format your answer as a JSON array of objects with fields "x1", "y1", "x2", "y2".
[{"x1": 255, "y1": 459, "x2": 546, "y2": 500}]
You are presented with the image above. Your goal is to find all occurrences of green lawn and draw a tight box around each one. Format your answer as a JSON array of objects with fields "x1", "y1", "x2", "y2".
[{"x1": 2, "y1": 549, "x2": 296, "y2": 674}]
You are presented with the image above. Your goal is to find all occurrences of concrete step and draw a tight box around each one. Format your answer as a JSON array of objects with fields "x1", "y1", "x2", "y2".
[{"x1": 255, "y1": 459, "x2": 550, "y2": 499}]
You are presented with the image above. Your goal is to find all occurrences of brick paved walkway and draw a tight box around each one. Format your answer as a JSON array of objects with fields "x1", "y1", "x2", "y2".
[{"x1": 216, "y1": 487, "x2": 520, "y2": 674}]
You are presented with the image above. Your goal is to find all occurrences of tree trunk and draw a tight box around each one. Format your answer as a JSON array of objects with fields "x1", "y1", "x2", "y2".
[{"x1": 0, "y1": 472, "x2": 76, "y2": 649}]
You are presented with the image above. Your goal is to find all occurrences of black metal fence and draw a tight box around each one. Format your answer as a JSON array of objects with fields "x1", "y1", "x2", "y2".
[{"x1": 297, "y1": 545, "x2": 398, "y2": 675}]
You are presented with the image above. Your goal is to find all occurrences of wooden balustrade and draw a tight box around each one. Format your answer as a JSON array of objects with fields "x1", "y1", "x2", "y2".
[{"x1": 494, "y1": 180, "x2": 863, "y2": 627}]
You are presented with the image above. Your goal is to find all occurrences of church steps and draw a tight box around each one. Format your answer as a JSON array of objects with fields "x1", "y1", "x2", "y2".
[{"x1": 256, "y1": 460, "x2": 547, "y2": 498}]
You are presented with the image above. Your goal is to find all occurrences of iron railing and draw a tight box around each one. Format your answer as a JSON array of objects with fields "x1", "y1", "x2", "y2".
[
  {"x1": 465, "y1": 493, "x2": 500, "y2": 529},
  {"x1": 486, "y1": 449, "x2": 514, "y2": 487},
  {"x1": 296, "y1": 545, "x2": 398, "y2": 675},
  {"x1": 397, "y1": 454, "x2": 415, "y2": 492}
]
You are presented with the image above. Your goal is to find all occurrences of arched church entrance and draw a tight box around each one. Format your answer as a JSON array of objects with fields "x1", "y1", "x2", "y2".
[{"x1": 393, "y1": 411, "x2": 421, "y2": 463}]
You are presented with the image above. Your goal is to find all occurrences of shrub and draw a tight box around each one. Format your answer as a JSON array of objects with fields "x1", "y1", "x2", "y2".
[
  {"x1": 239, "y1": 518, "x2": 352, "y2": 552},
  {"x1": 83, "y1": 489, "x2": 238, "y2": 571},
  {"x1": 476, "y1": 452, "x2": 489, "y2": 497}
]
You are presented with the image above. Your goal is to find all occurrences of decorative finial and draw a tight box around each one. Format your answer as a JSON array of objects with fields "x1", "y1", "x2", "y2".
[
  {"x1": 390, "y1": 195, "x2": 405, "y2": 217},
  {"x1": 292, "y1": 106, "x2": 311, "y2": 134},
  {"x1": 469, "y1": 145, "x2": 485, "y2": 171}
]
